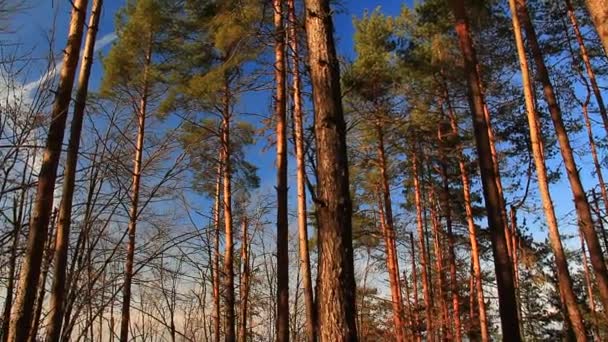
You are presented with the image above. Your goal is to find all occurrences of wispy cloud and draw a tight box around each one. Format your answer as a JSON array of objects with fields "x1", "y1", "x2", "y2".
[{"x1": 22, "y1": 31, "x2": 117, "y2": 94}]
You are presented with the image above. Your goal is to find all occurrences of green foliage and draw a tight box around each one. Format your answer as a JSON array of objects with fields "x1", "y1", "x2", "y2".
[
  {"x1": 179, "y1": 118, "x2": 259, "y2": 196},
  {"x1": 100, "y1": 0, "x2": 175, "y2": 100}
]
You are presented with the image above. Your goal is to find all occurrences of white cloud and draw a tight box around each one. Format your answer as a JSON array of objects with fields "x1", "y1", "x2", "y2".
[{"x1": 22, "y1": 31, "x2": 117, "y2": 95}]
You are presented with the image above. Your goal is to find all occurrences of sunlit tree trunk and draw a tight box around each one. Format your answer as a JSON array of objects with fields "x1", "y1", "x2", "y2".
[
  {"x1": 119, "y1": 35, "x2": 152, "y2": 342},
  {"x1": 411, "y1": 153, "x2": 433, "y2": 341},
  {"x1": 222, "y1": 77, "x2": 236, "y2": 342},
  {"x1": 29, "y1": 209, "x2": 57, "y2": 342},
  {"x1": 428, "y1": 188, "x2": 450, "y2": 341},
  {"x1": 516, "y1": 0, "x2": 608, "y2": 322},
  {"x1": 442, "y1": 85, "x2": 489, "y2": 342},
  {"x1": 409, "y1": 232, "x2": 421, "y2": 342},
  {"x1": 447, "y1": 0, "x2": 521, "y2": 338},
  {"x1": 303, "y1": 0, "x2": 358, "y2": 339},
  {"x1": 213, "y1": 162, "x2": 222, "y2": 342},
  {"x1": 580, "y1": 227, "x2": 601, "y2": 341},
  {"x1": 583, "y1": 0, "x2": 608, "y2": 56},
  {"x1": 506, "y1": 1, "x2": 587, "y2": 338},
  {"x1": 437, "y1": 125, "x2": 461, "y2": 342},
  {"x1": 376, "y1": 124, "x2": 405, "y2": 342},
  {"x1": 7, "y1": 1, "x2": 88, "y2": 340},
  {"x1": 46, "y1": 1, "x2": 103, "y2": 340},
  {"x1": 274, "y1": 1, "x2": 289, "y2": 340},
  {"x1": 287, "y1": 0, "x2": 316, "y2": 340}
]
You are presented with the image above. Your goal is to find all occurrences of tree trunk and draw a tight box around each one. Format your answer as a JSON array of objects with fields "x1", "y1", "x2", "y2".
[
  {"x1": 213, "y1": 162, "x2": 223, "y2": 342},
  {"x1": 447, "y1": 0, "x2": 521, "y2": 338},
  {"x1": 376, "y1": 125, "x2": 405, "y2": 342},
  {"x1": 29, "y1": 209, "x2": 57, "y2": 342},
  {"x1": 239, "y1": 219, "x2": 250, "y2": 342},
  {"x1": 565, "y1": 0, "x2": 608, "y2": 137},
  {"x1": 442, "y1": 84, "x2": 489, "y2": 342},
  {"x1": 274, "y1": 1, "x2": 289, "y2": 340},
  {"x1": 437, "y1": 126, "x2": 461, "y2": 342},
  {"x1": 411, "y1": 153, "x2": 433, "y2": 341},
  {"x1": 1, "y1": 192, "x2": 25, "y2": 341},
  {"x1": 6, "y1": 1, "x2": 88, "y2": 340},
  {"x1": 287, "y1": 0, "x2": 316, "y2": 340},
  {"x1": 46, "y1": 1, "x2": 103, "y2": 340},
  {"x1": 428, "y1": 188, "x2": 450, "y2": 341},
  {"x1": 516, "y1": 0, "x2": 608, "y2": 323},
  {"x1": 119, "y1": 35, "x2": 152, "y2": 342},
  {"x1": 580, "y1": 227, "x2": 601, "y2": 341},
  {"x1": 583, "y1": 0, "x2": 608, "y2": 56},
  {"x1": 222, "y1": 78, "x2": 236, "y2": 342},
  {"x1": 481, "y1": 102, "x2": 512, "y2": 265},
  {"x1": 506, "y1": 1, "x2": 588, "y2": 338},
  {"x1": 303, "y1": 0, "x2": 358, "y2": 340},
  {"x1": 578, "y1": 79, "x2": 608, "y2": 239},
  {"x1": 409, "y1": 232, "x2": 420, "y2": 341}
]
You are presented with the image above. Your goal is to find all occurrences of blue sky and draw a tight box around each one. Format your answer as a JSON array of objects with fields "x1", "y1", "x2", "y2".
[{"x1": 7, "y1": 0, "x2": 606, "y2": 248}]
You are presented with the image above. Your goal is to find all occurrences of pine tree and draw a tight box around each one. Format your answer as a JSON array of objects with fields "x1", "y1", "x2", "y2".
[{"x1": 303, "y1": 0, "x2": 358, "y2": 340}]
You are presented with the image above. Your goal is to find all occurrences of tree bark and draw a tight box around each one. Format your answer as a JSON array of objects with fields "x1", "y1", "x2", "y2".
[
  {"x1": 213, "y1": 162, "x2": 223, "y2": 342},
  {"x1": 409, "y1": 232, "x2": 420, "y2": 341},
  {"x1": 6, "y1": 1, "x2": 88, "y2": 340},
  {"x1": 303, "y1": 0, "x2": 358, "y2": 340},
  {"x1": 119, "y1": 34, "x2": 152, "y2": 342},
  {"x1": 584, "y1": 0, "x2": 608, "y2": 56},
  {"x1": 46, "y1": 1, "x2": 103, "y2": 340},
  {"x1": 411, "y1": 153, "x2": 433, "y2": 341},
  {"x1": 376, "y1": 124, "x2": 405, "y2": 342},
  {"x1": 516, "y1": 0, "x2": 608, "y2": 323},
  {"x1": 442, "y1": 84, "x2": 489, "y2": 342},
  {"x1": 222, "y1": 78, "x2": 236, "y2": 342},
  {"x1": 287, "y1": 0, "x2": 316, "y2": 340},
  {"x1": 447, "y1": 0, "x2": 522, "y2": 338},
  {"x1": 428, "y1": 188, "x2": 450, "y2": 341},
  {"x1": 29, "y1": 209, "x2": 57, "y2": 342},
  {"x1": 506, "y1": 1, "x2": 588, "y2": 339},
  {"x1": 437, "y1": 126, "x2": 461, "y2": 342},
  {"x1": 580, "y1": 227, "x2": 601, "y2": 341},
  {"x1": 273, "y1": 1, "x2": 289, "y2": 341}
]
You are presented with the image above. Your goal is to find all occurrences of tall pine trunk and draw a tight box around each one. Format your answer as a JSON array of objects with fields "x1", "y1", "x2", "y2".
[
  {"x1": 437, "y1": 126, "x2": 461, "y2": 342},
  {"x1": 6, "y1": 1, "x2": 88, "y2": 340},
  {"x1": 119, "y1": 35, "x2": 152, "y2": 342},
  {"x1": 583, "y1": 0, "x2": 608, "y2": 56},
  {"x1": 428, "y1": 188, "x2": 450, "y2": 340},
  {"x1": 442, "y1": 85, "x2": 489, "y2": 342},
  {"x1": 29, "y1": 210, "x2": 57, "y2": 342},
  {"x1": 213, "y1": 162, "x2": 222, "y2": 342},
  {"x1": 46, "y1": 1, "x2": 103, "y2": 340},
  {"x1": 580, "y1": 227, "x2": 601, "y2": 341},
  {"x1": 273, "y1": 0, "x2": 289, "y2": 340},
  {"x1": 447, "y1": 0, "x2": 521, "y2": 338},
  {"x1": 411, "y1": 153, "x2": 433, "y2": 341},
  {"x1": 222, "y1": 77, "x2": 236, "y2": 342},
  {"x1": 507, "y1": 1, "x2": 587, "y2": 339},
  {"x1": 516, "y1": 0, "x2": 608, "y2": 322},
  {"x1": 376, "y1": 124, "x2": 405, "y2": 342},
  {"x1": 287, "y1": 0, "x2": 316, "y2": 340},
  {"x1": 409, "y1": 232, "x2": 420, "y2": 341},
  {"x1": 303, "y1": 0, "x2": 358, "y2": 340}
]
